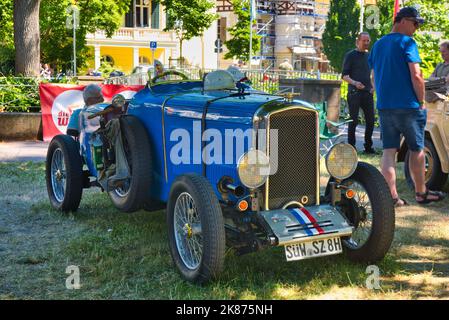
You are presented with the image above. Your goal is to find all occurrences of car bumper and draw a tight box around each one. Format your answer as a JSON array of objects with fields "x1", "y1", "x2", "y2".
[{"x1": 258, "y1": 204, "x2": 354, "y2": 246}]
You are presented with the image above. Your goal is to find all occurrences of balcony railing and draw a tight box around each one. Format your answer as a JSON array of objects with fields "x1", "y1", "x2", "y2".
[{"x1": 86, "y1": 27, "x2": 176, "y2": 43}]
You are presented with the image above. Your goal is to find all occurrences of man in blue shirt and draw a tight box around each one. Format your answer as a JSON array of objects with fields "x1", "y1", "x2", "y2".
[{"x1": 369, "y1": 7, "x2": 445, "y2": 205}]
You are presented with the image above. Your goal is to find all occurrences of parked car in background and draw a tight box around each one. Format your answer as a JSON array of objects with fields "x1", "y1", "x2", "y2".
[{"x1": 400, "y1": 78, "x2": 449, "y2": 190}]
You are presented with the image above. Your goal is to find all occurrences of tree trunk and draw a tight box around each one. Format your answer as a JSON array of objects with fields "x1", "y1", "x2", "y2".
[{"x1": 14, "y1": 0, "x2": 40, "y2": 76}]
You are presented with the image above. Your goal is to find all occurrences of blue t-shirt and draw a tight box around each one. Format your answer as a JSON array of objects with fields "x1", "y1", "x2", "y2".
[{"x1": 368, "y1": 33, "x2": 422, "y2": 110}]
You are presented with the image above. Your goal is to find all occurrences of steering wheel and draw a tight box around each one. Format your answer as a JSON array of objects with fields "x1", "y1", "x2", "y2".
[
  {"x1": 150, "y1": 70, "x2": 189, "y2": 85},
  {"x1": 87, "y1": 106, "x2": 115, "y2": 120}
]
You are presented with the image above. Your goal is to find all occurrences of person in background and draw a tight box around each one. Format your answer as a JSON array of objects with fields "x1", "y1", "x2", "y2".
[
  {"x1": 40, "y1": 63, "x2": 51, "y2": 79},
  {"x1": 154, "y1": 59, "x2": 165, "y2": 77},
  {"x1": 368, "y1": 6, "x2": 445, "y2": 207},
  {"x1": 342, "y1": 32, "x2": 376, "y2": 154},
  {"x1": 429, "y1": 40, "x2": 449, "y2": 83}
]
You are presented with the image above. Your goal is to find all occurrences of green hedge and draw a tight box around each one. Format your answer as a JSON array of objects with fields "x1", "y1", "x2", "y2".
[
  {"x1": 0, "y1": 76, "x2": 76, "y2": 112},
  {"x1": 0, "y1": 77, "x2": 40, "y2": 112}
]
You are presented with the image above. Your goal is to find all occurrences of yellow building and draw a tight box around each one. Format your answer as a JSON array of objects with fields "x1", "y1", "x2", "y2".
[
  {"x1": 86, "y1": 0, "x2": 177, "y2": 74},
  {"x1": 86, "y1": 0, "x2": 218, "y2": 74}
]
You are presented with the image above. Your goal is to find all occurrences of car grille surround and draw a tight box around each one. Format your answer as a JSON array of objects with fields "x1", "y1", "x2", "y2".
[{"x1": 265, "y1": 107, "x2": 319, "y2": 210}]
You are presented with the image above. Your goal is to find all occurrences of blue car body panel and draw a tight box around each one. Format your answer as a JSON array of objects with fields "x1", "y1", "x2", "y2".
[
  {"x1": 126, "y1": 82, "x2": 283, "y2": 202},
  {"x1": 71, "y1": 81, "x2": 315, "y2": 205}
]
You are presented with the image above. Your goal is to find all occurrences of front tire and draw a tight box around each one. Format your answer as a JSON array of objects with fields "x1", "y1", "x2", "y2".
[
  {"x1": 46, "y1": 135, "x2": 83, "y2": 212},
  {"x1": 167, "y1": 174, "x2": 225, "y2": 284},
  {"x1": 327, "y1": 162, "x2": 395, "y2": 263},
  {"x1": 404, "y1": 138, "x2": 448, "y2": 191}
]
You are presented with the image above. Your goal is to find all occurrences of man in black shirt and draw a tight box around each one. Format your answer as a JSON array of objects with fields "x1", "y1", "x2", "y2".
[{"x1": 342, "y1": 32, "x2": 376, "y2": 154}]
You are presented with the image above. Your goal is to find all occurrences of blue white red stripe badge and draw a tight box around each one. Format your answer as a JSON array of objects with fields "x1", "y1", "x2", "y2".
[{"x1": 289, "y1": 208, "x2": 325, "y2": 236}]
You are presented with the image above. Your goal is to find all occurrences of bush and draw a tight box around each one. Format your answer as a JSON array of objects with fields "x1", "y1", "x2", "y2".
[
  {"x1": 0, "y1": 76, "x2": 78, "y2": 112},
  {"x1": 0, "y1": 46, "x2": 15, "y2": 75},
  {"x1": 0, "y1": 77, "x2": 40, "y2": 112}
]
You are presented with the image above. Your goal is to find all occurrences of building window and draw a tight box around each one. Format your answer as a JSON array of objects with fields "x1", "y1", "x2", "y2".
[
  {"x1": 101, "y1": 55, "x2": 115, "y2": 66},
  {"x1": 139, "y1": 56, "x2": 150, "y2": 64},
  {"x1": 218, "y1": 17, "x2": 227, "y2": 41},
  {"x1": 136, "y1": 0, "x2": 150, "y2": 27},
  {"x1": 151, "y1": 0, "x2": 160, "y2": 29},
  {"x1": 125, "y1": 1, "x2": 134, "y2": 27},
  {"x1": 217, "y1": 20, "x2": 220, "y2": 40}
]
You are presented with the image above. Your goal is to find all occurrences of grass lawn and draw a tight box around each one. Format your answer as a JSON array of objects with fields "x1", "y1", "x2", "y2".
[{"x1": 0, "y1": 155, "x2": 448, "y2": 299}]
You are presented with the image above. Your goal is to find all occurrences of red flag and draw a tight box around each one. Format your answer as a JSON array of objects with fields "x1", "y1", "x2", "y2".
[
  {"x1": 393, "y1": 0, "x2": 400, "y2": 20},
  {"x1": 39, "y1": 83, "x2": 144, "y2": 141}
]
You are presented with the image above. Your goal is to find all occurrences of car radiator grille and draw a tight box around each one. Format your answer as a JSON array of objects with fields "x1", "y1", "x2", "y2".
[{"x1": 266, "y1": 108, "x2": 318, "y2": 209}]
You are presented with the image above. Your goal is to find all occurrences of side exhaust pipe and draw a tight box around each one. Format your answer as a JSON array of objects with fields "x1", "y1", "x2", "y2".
[{"x1": 219, "y1": 177, "x2": 245, "y2": 198}]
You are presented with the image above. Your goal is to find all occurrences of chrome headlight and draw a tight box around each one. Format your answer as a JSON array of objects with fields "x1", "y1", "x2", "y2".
[
  {"x1": 237, "y1": 149, "x2": 270, "y2": 189},
  {"x1": 111, "y1": 94, "x2": 126, "y2": 109},
  {"x1": 325, "y1": 143, "x2": 358, "y2": 180}
]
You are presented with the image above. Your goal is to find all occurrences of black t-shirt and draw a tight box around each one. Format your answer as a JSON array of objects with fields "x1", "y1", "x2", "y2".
[{"x1": 342, "y1": 49, "x2": 372, "y2": 92}]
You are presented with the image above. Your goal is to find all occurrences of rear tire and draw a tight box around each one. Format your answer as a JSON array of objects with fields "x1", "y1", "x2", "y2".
[
  {"x1": 108, "y1": 116, "x2": 153, "y2": 212},
  {"x1": 46, "y1": 135, "x2": 83, "y2": 212},
  {"x1": 167, "y1": 174, "x2": 225, "y2": 284},
  {"x1": 404, "y1": 138, "x2": 448, "y2": 191}
]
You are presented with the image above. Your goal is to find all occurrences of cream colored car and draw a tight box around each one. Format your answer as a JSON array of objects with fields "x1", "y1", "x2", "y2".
[{"x1": 399, "y1": 91, "x2": 449, "y2": 190}]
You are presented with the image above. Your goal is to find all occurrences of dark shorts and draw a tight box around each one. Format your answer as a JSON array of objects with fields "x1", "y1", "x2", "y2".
[{"x1": 378, "y1": 108, "x2": 427, "y2": 151}]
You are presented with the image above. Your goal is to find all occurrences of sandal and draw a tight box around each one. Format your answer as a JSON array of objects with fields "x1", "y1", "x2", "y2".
[
  {"x1": 393, "y1": 198, "x2": 408, "y2": 208},
  {"x1": 415, "y1": 190, "x2": 446, "y2": 204}
]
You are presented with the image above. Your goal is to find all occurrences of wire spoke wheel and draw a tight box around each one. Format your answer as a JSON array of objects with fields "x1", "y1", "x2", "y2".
[
  {"x1": 107, "y1": 116, "x2": 153, "y2": 212},
  {"x1": 51, "y1": 148, "x2": 67, "y2": 202},
  {"x1": 167, "y1": 174, "x2": 225, "y2": 283},
  {"x1": 342, "y1": 180, "x2": 373, "y2": 249},
  {"x1": 173, "y1": 192, "x2": 203, "y2": 270},
  {"x1": 327, "y1": 162, "x2": 395, "y2": 263},
  {"x1": 46, "y1": 135, "x2": 83, "y2": 212}
]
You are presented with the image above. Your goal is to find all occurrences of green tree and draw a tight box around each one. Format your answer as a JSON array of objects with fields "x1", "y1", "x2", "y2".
[
  {"x1": 0, "y1": 0, "x2": 14, "y2": 74},
  {"x1": 162, "y1": 0, "x2": 217, "y2": 66},
  {"x1": 406, "y1": 0, "x2": 449, "y2": 77},
  {"x1": 0, "y1": 0, "x2": 130, "y2": 75},
  {"x1": 366, "y1": 0, "x2": 449, "y2": 78},
  {"x1": 365, "y1": 0, "x2": 394, "y2": 43},
  {"x1": 322, "y1": 0, "x2": 360, "y2": 73},
  {"x1": 40, "y1": 0, "x2": 130, "y2": 73},
  {"x1": 224, "y1": 0, "x2": 260, "y2": 62}
]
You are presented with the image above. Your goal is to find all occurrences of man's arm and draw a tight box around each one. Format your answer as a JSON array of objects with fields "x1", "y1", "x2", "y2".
[
  {"x1": 408, "y1": 62, "x2": 425, "y2": 107},
  {"x1": 342, "y1": 75, "x2": 365, "y2": 89}
]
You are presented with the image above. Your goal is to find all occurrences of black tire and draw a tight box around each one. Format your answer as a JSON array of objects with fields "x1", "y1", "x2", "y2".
[
  {"x1": 404, "y1": 138, "x2": 448, "y2": 191},
  {"x1": 326, "y1": 162, "x2": 395, "y2": 263},
  {"x1": 167, "y1": 174, "x2": 225, "y2": 284},
  {"x1": 108, "y1": 116, "x2": 153, "y2": 212},
  {"x1": 46, "y1": 134, "x2": 83, "y2": 212}
]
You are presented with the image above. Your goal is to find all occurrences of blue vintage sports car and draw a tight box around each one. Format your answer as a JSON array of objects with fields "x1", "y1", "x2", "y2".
[{"x1": 46, "y1": 70, "x2": 395, "y2": 283}]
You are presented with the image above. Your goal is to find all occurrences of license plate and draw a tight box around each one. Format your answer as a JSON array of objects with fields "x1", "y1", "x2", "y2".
[{"x1": 284, "y1": 237, "x2": 343, "y2": 261}]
